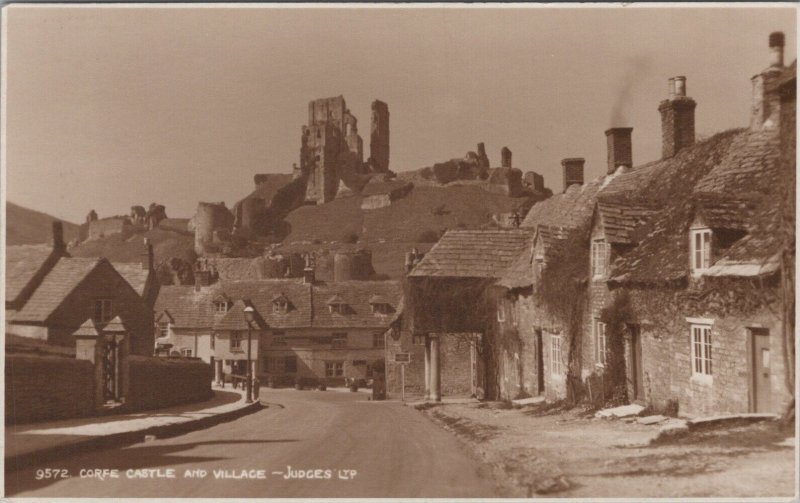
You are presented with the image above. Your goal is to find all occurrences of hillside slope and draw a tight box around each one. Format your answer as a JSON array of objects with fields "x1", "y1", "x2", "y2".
[{"x1": 5, "y1": 202, "x2": 81, "y2": 246}]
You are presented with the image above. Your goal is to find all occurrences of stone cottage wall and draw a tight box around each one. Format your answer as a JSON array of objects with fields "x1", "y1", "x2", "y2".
[
  {"x1": 623, "y1": 284, "x2": 789, "y2": 417},
  {"x1": 5, "y1": 354, "x2": 95, "y2": 424}
]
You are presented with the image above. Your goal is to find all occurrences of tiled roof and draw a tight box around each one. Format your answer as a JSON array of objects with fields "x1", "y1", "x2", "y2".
[
  {"x1": 154, "y1": 284, "x2": 222, "y2": 329},
  {"x1": 5, "y1": 245, "x2": 56, "y2": 304},
  {"x1": 496, "y1": 241, "x2": 534, "y2": 289},
  {"x1": 153, "y1": 279, "x2": 402, "y2": 330},
  {"x1": 202, "y1": 257, "x2": 262, "y2": 281},
  {"x1": 112, "y1": 262, "x2": 150, "y2": 296},
  {"x1": 214, "y1": 299, "x2": 266, "y2": 331},
  {"x1": 608, "y1": 128, "x2": 780, "y2": 283},
  {"x1": 409, "y1": 229, "x2": 533, "y2": 278},
  {"x1": 597, "y1": 201, "x2": 658, "y2": 245},
  {"x1": 521, "y1": 180, "x2": 602, "y2": 231},
  {"x1": 11, "y1": 257, "x2": 103, "y2": 322}
]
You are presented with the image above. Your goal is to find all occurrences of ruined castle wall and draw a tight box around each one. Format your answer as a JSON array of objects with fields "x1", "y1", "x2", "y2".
[{"x1": 194, "y1": 202, "x2": 234, "y2": 255}]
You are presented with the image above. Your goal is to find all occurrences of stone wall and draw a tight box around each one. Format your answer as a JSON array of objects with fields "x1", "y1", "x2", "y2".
[
  {"x1": 5, "y1": 354, "x2": 95, "y2": 424},
  {"x1": 126, "y1": 356, "x2": 213, "y2": 412},
  {"x1": 385, "y1": 330, "x2": 426, "y2": 395},
  {"x1": 439, "y1": 334, "x2": 475, "y2": 397}
]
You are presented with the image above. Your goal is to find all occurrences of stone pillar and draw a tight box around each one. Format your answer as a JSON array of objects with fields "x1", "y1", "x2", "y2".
[
  {"x1": 429, "y1": 334, "x2": 441, "y2": 402},
  {"x1": 424, "y1": 338, "x2": 431, "y2": 400},
  {"x1": 215, "y1": 359, "x2": 223, "y2": 384}
]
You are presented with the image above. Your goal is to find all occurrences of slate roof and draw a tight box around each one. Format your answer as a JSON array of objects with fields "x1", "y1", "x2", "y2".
[
  {"x1": 408, "y1": 229, "x2": 533, "y2": 279},
  {"x1": 112, "y1": 262, "x2": 151, "y2": 296},
  {"x1": 11, "y1": 257, "x2": 103, "y2": 322},
  {"x1": 5, "y1": 245, "x2": 56, "y2": 304},
  {"x1": 153, "y1": 279, "x2": 402, "y2": 330}
]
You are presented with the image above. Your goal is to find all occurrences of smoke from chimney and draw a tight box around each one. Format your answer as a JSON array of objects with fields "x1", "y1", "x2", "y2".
[{"x1": 609, "y1": 55, "x2": 652, "y2": 127}]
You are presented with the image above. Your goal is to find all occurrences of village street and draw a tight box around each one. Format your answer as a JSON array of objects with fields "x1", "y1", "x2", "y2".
[{"x1": 5, "y1": 389, "x2": 498, "y2": 498}]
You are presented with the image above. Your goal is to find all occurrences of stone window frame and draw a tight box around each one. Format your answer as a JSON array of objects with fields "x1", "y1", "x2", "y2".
[
  {"x1": 591, "y1": 238, "x2": 609, "y2": 279},
  {"x1": 688, "y1": 318, "x2": 714, "y2": 384},
  {"x1": 550, "y1": 333, "x2": 564, "y2": 376},
  {"x1": 594, "y1": 318, "x2": 607, "y2": 367},
  {"x1": 94, "y1": 298, "x2": 113, "y2": 323},
  {"x1": 325, "y1": 361, "x2": 344, "y2": 377},
  {"x1": 690, "y1": 227, "x2": 712, "y2": 276}
]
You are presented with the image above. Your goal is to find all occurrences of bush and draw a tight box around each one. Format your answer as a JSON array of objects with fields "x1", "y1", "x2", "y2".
[{"x1": 417, "y1": 229, "x2": 441, "y2": 243}]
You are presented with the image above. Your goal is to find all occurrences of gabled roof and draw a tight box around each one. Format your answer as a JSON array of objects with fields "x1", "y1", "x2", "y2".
[
  {"x1": 154, "y1": 284, "x2": 221, "y2": 329},
  {"x1": 409, "y1": 229, "x2": 533, "y2": 279},
  {"x1": 111, "y1": 262, "x2": 151, "y2": 297},
  {"x1": 521, "y1": 179, "x2": 603, "y2": 231},
  {"x1": 5, "y1": 245, "x2": 57, "y2": 304},
  {"x1": 311, "y1": 281, "x2": 402, "y2": 328},
  {"x1": 213, "y1": 299, "x2": 266, "y2": 331},
  {"x1": 326, "y1": 294, "x2": 345, "y2": 305},
  {"x1": 691, "y1": 193, "x2": 759, "y2": 231},
  {"x1": 10, "y1": 257, "x2": 104, "y2": 322},
  {"x1": 73, "y1": 319, "x2": 100, "y2": 338},
  {"x1": 596, "y1": 201, "x2": 659, "y2": 245}
]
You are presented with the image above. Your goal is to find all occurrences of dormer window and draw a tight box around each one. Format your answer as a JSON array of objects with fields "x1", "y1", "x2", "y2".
[
  {"x1": 591, "y1": 238, "x2": 609, "y2": 279},
  {"x1": 327, "y1": 295, "x2": 348, "y2": 315},
  {"x1": 371, "y1": 303, "x2": 391, "y2": 315},
  {"x1": 214, "y1": 301, "x2": 229, "y2": 314},
  {"x1": 691, "y1": 228, "x2": 712, "y2": 275}
]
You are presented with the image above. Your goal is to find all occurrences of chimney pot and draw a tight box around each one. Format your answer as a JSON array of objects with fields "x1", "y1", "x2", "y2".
[
  {"x1": 769, "y1": 31, "x2": 785, "y2": 68},
  {"x1": 668, "y1": 77, "x2": 676, "y2": 98},
  {"x1": 604, "y1": 127, "x2": 633, "y2": 175},
  {"x1": 561, "y1": 158, "x2": 585, "y2": 192},
  {"x1": 674, "y1": 76, "x2": 687, "y2": 97}
]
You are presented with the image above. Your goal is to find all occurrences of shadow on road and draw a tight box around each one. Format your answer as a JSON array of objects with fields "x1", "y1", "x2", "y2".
[{"x1": 5, "y1": 438, "x2": 299, "y2": 496}]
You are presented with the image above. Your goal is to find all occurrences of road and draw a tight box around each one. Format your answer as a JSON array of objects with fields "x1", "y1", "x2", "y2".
[{"x1": 5, "y1": 389, "x2": 499, "y2": 498}]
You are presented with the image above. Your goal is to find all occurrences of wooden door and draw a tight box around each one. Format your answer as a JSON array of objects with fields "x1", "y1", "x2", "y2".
[
  {"x1": 630, "y1": 325, "x2": 644, "y2": 401},
  {"x1": 751, "y1": 330, "x2": 772, "y2": 413}
]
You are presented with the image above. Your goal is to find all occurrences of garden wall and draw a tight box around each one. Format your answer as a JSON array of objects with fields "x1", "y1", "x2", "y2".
[{"x1": 126, "y1": 356, "x2": 212, "y2": 411}]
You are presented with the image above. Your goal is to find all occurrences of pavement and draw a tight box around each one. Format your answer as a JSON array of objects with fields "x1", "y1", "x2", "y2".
[
  {"x1": 5, "y1": 386, "x2": 261, "y2": 472},
  {"x1": 5, "y1": 387, "x2": 500, "y2": 498}
]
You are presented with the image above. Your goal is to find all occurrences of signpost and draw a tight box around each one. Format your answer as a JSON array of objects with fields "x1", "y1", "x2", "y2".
[{"x1": 394, "y1": 353, "x2": 411, "y2": 401}]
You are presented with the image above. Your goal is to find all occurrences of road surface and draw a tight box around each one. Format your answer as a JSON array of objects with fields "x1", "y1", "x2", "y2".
[{"x1": 5, "y1": 389, "x2": 499, "y2": 498}]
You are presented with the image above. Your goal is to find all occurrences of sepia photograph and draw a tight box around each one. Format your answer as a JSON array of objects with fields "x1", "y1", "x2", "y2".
[{"x1": 1, "y1": 3, "x2": 798, "y2": 500}]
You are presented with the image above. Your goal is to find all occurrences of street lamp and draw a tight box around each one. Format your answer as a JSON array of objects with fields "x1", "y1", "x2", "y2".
[{"x1": 243, "y1": 305, "x2": 255, "y2": 403}]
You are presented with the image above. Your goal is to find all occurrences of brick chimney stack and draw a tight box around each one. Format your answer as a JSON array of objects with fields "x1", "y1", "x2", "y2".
[
  {"x1": 142, "y1": 237, "x2": 154, "y2": 271},
  {"x1": 605, "y1": 127, "x2": 633, "y2": 175},
  {"x1": 303, "y1": 253, "x2": 315, "y2": 284},
  {"x1": 52, "y1": 221, "x2": 66, "y2": 253},
  {"x1": 561, "y1": 158, "x2": 585, "y2": 192},
  {"x1": 658, "y1": 76, "x2": 696, "y2": 158},
  {"x1": 750, "y1": 32, "x2": 785, "y2": 131}
]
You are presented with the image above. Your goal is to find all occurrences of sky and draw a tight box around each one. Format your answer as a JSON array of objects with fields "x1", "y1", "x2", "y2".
[{"x1": 3, "y1": 5, "x2": 796, "y2": 223}]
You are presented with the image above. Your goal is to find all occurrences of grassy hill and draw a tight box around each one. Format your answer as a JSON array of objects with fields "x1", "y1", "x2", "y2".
[
  {"x1": 5, "y1": 202, "x2": 81, "y2": 246},
  {"x1": 69, "y1": 224, "x2": 195, "y2": 266}
]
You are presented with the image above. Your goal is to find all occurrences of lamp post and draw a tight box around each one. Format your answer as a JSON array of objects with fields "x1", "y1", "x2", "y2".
[{"x1": 244, "y1": 305, "x2": 255, "y2": 403}]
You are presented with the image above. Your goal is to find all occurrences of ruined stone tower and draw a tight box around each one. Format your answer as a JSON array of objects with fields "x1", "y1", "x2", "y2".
[
  {"x1": 299, "y1": 96, "x2": 390, "y2": 205},
  {"x1": 369, "y1": 100, "x2": 390, "y2": 173}
]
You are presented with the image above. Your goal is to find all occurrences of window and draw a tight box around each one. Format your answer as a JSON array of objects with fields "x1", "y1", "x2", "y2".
[
  {"x1": 534, "y1": 247, "x2": 545, "y2": 279},
  {"x1": 372, "y1": 332, "x2": 385, "y2": 348},
  {"x1": 371, "y1": 303, "x2": 391, "y2": 315},
  {"x1": 366, "y1": 365, "x2": 374, "y2": 378},
  {"x1": 691, "y1": 324, "x2": 712, "y2": 380},
  {"x1": 158, "y1": 322, "x2": 170, "y2": 339},
  {"x1": 551, "y1": 333, "x2": 564, "y2": 375},
  {"x1": 94, "y1": 299, "x2": 113, "y2": 323},
  {"x1": 332, "y1": 333, "x2": 347, "y2": 349},
  {"x1": 284, "y1": 356, "x2": 297, "y2": 373},
  {"x1": 691, "y1": 229, "x2": 712, "y2": 275},
  {"x1": 181, "y1": 348, "x2": 192, "y2": 357},
  {"x1": 230, "y1": 332, "x2": 243, "y2": 351},
  {"x1": 214, "y1": 301, "x2": 229, "y2": 314},
  {"x1": 273, "y1": 300, "x2": 288, "y2": 314},
  {"x1": 262, "y1": 356, "x2": 270, "y2": 371},
  {"x1": 329, "y1": 303, "x2": 345, "y2": 315},
  {"x1": 271, "y1": 330, "x2": 287, "y2": 346},
  {"x1": 594, "y1": 319, "x2": 607, "y2": 366},
  {"x1": 591, "y1": 239, "x2": 608, "y2": 278},
  {"x1": 325, "y1": 361, "x2": 344, "y2": 377}
]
